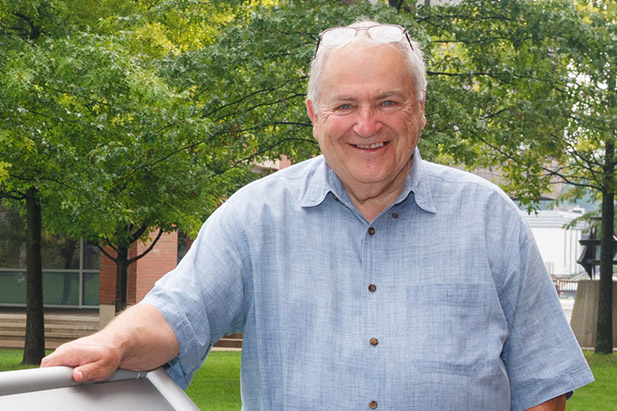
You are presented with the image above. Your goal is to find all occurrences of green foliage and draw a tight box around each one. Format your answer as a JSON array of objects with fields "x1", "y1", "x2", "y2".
[
  {"x1": 0, "y1": 0, "x2": 264, "y2": 249},
  {"x1": 1, "y1": 0, "x2": 615, "y2": 278},
  {"x1": 414, "y1": 1, "x2": 576, "y2": 204},
  {"x1": 417, "y1": 0, "x2": 617, "y2": 207}
]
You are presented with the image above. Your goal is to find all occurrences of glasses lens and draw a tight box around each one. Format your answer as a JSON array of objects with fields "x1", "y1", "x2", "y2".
[
  {"x1": 320, "y1": 27, "x2": 357, "y2": 47},
  {"x1": 367, "y1": 25, "x2": 404, "y2": 43}
]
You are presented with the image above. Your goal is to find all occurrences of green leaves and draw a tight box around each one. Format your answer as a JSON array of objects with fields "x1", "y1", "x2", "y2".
[
  {"x1": 413, "y1": 0, "x2": 617, "y2": 207},
  {"x1": 2, "y1": 0, "x2": 614, "y2": 250}
]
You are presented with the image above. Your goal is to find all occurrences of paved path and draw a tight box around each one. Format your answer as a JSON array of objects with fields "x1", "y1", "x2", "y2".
[{"x1": 560, "y1": 298, "x2": 575, "y2": 323}]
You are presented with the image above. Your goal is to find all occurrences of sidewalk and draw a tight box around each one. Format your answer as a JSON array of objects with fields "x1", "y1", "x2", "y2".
[{"x1": 560, "y1": 298, "x2": 575, "y2": 323}]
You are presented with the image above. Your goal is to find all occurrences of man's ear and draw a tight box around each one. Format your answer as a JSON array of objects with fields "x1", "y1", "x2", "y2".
[
  {"x1": 306, "y1": 99, "x2": 318, "y2": 125},
  {"x1": 419, "y1": 91, "x2": 426, "y2": 129}
]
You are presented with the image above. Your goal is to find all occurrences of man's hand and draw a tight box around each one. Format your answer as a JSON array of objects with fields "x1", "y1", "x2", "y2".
[
  {"x1": 41, "y1": 332, "x2": 122, "y2": 383},
  {"x1": 40, "y1": 303, "x2": 178, "y2": 383},
  {"x1": 526, "y1": 394, "x2": 566, "y2": 411}
]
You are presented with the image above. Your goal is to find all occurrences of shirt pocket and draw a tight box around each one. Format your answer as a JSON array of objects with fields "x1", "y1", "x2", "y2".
[{"x1": 405, "y1": 283, "x2": 491, "y2": 376}]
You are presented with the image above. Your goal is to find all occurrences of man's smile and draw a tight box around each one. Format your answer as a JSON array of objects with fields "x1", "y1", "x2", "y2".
[{"x1": 352, "y1": 141, "x2": 389, "y2": 150}]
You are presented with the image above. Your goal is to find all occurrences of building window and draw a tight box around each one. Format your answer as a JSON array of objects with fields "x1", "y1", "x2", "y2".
[{"x1": 0, "y1": 206, "x2": 99, "y2": 309}]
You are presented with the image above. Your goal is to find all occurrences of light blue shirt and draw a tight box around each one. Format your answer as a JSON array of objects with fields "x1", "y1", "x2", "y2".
[{"x1": 143, "y1": 150, "x2": 593, "y2": 410}]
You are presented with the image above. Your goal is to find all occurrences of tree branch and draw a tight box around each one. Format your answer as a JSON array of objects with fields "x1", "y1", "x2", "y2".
[
  {"x1": 201, "y1": 76, "x2": 306, "y2": 119},
  {"x1": 215, "y1": 93, "x2": 306, "y2": 123},
  {"x1": 129, "y1": 224, "x2": 149, "y2": 244},
  {"x1": 11, "y1": 12, "x2": 41, "y2": 40},
  {"x1": 471, "y1": 131, "x2": 601, "y2": 192},
  {"x1": 127, "y1": 228, "x2": 164, "y2": 265},
  {"x1": 97, "y1": 242, "x2": 118, "y2": 263},
  {"x1": 0, "y1": 189, "x2": 25, "y2": 200}
]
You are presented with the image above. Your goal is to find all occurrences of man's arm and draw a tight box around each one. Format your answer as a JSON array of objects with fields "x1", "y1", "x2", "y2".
[
  {"x1": 526, "y1": 394, "x2": 566, "y2": 411},
  {"x1": 41, "y1": 303, "x2": 178, "y2": 383}
]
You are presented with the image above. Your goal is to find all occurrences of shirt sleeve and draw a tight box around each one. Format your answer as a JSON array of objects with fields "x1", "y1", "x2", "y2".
[
  {"x1": 497, "y1": 217, "x2": 594, "y2": 411},
  {"x1": 142, "y1": 203, "x2": 249, "y2": 388}
]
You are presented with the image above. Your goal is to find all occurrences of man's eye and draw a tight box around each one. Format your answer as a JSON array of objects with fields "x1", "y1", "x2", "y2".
[
  {"x1": 382, "y1": 100, "x2": 396, "y2": 107},
  {"x1": 337, "y1": 104, "x2": 352, "y2": 111}
]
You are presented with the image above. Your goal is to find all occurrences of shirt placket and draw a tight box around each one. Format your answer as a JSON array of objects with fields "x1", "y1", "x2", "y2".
[
  {"x1": 363, "y1": 217, "x2": 382, "y2": 410},
  {"x1": 363, "y1": 209, "x2": 402, "y2": 410}
]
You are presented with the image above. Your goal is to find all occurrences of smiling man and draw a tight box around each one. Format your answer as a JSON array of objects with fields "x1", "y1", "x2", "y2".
[
  {"x1": 307, "y1": 31, "x2": 426, "y2": 222},
  {"x1": 43, "y1": 21, "x2": 593, "y2": 410}
]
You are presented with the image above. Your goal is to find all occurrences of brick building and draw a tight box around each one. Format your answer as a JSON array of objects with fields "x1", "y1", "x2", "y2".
[
  {"x1": 98, "y1": 231, "x2": 184, "y2": 327},
  {"x1": 0, "y1": 159, "x2": 291, "y2": 324}
]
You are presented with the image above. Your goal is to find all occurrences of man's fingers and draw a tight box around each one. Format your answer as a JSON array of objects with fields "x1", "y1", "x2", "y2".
[
  {"x1": 43, "y1": 353, "x2": 117, "y2": 383},
  {"x1": 72, "y1": 368, "x2": 85, "y2": 383},
  {"x1": 73, "y1": 361, "x2": 115, "y2": 382},
  {"x1": 40, "y1": 335, "x2": 122, "y2": 383},
  {"x1": 41, "y1": 350, "x2": 79, "y2": 368}
]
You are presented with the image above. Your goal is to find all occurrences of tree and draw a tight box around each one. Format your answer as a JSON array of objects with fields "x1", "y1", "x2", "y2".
[
  {"x1": 2, "y1": 0, "x2": 284, "y2": 318},
  {"x1": 415, "y1": 0, "x2": 616, "y2": 352},
  {"x1": 548, "y1": 2, "x2": 617, "y2": 353},
  {"x1": 0, "y1": 0, "x2": 77, "y2": 364},
  {"x1": 0, "y1": 0, "x2": 254, "y2": 359}
]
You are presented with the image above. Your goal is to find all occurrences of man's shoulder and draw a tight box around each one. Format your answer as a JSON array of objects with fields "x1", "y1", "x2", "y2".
[
  {"x1": 227, "y1": 156, "x2": 325, "y2": 203},
  {"x1": 423, "y1": 161, "x2": 507, "y2": 194},
  {"x1": 420, "y1": 160, "x2": 519, "y2": 212},
  {"x1": 422, "y1": 160, "x2": 495, "y2": 186}
]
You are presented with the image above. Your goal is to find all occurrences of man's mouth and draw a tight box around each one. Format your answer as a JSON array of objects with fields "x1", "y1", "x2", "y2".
[{"x1": 354, "y1": 142, "x2": 386, "y2": 149}]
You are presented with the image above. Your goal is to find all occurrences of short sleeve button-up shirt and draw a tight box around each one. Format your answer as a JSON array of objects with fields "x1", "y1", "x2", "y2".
[{"x1": 143, "y1": 150, "x2": 593, "y2": 410}]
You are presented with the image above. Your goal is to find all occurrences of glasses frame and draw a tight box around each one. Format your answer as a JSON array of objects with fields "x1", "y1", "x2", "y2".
[{"x1": 313, "y1": 24, "x2": 414, "y2": 59}]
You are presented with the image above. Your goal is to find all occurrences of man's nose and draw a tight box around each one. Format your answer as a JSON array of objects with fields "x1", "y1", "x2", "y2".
[{"x1": 352, "y1": 106, "x2": 382, "y2": 137}]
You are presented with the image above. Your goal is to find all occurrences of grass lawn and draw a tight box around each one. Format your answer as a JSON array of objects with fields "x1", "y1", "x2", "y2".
[
  {"x1": 186, "y1": 351, "x2": 242, "y2": 410},
  {"x1": 1, "y1": 349, "x2": 615, "y2": 409},
  {"x1": 566, "y1": 351, "x2": 617, "y2": 410},
  {"x1": 0, "y1": 349, "x2": 44, "y2": 371}
]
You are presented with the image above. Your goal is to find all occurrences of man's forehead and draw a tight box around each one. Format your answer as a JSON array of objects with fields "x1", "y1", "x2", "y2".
[
  {"x1": 326, "y1": 89, "x2": 409, "y2": 102},
  {"x1": 324, "y1": 40, "x2": 404, "y2": 65}
]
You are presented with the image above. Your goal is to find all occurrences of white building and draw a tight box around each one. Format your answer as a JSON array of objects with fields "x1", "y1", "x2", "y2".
[{"x1": 520, "y1": 207, "x2": 587, "y2": 277}]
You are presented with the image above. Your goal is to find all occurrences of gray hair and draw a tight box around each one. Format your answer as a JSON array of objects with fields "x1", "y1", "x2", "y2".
[{"x1": 307, "y1": 20, "x2": 426, "y2": 116}]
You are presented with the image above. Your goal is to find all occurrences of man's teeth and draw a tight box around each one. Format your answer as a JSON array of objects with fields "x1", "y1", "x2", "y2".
[{"x1": 355, "y1": 142, "x2": 384, "y2": 149}]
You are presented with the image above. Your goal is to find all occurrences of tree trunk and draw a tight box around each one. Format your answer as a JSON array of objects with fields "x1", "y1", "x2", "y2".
[
  {"x1": 115, "y1": 245, "x2": 129, "y2": 313},
  {"x1": 22, "y1": 186, "x2": 45, "y2": 365},
  {"x1": 596, "y1": 141, "x2": 615, "y2": 354},
  {"x1": 388, "y1": 0, "x2": 405, "y2": 10}
]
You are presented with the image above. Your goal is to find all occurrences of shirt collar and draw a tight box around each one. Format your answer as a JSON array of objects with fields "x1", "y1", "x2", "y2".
[
  {"x1": 402, "y1": 149, "x2": 436, "y2": 213},
  {"x1": 300, "y1": 150, "x2": 436, "y2": 214},
  {"x1": 299, "y1": 156, "x2": 343, "y2": 207}
]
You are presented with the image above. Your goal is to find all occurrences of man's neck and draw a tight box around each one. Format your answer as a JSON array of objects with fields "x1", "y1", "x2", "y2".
[{"x1": 343, "y1": 158, "x2": 413, "y2": 222}]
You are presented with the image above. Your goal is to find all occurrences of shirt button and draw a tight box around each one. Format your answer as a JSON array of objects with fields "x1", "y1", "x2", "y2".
[
  {"x1": 368, "y1": 227, "x2": 376, "y2": 236},
  {"x1": 370, "y1": 337, "x2": 379, "y2": 346},
  {"x1": 369, "y1": 400, "x2": 378, "y2": 409},
  {"x1": 368, "y1": 284, "x2": 377, "y2": 292},
  {"x1": 392, "y1": 212, "x2": 398, "y2": 219}
]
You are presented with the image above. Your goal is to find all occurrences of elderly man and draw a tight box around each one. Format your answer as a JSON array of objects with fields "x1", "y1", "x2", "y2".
[{"x1": 43, "y1": 21, "x2": 593, "y2": 410}]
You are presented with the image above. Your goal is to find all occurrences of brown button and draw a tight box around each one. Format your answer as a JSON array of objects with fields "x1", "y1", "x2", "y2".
[
  {"x1": 368, "y1": 284, "x2": 377, "y2": 292},
  {"x1": 368, "y1": 227, "x2": 376, "y2": 236},
  {"x1": 370, "y1": 337, "x2": 379, "y2": 346},
  {"x1": 369, "y1": 401, "x2": 378, "y2": 409},
  {"x1": 392, "y1": 212, "x2": 398, "y2": 219}
]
